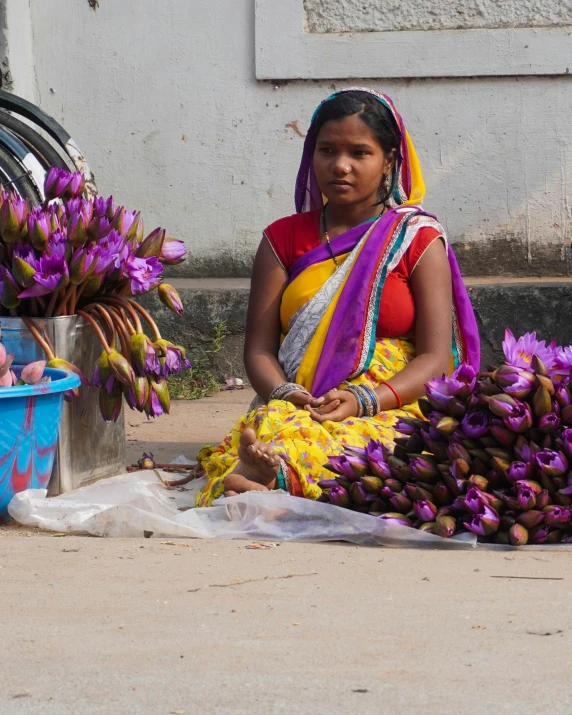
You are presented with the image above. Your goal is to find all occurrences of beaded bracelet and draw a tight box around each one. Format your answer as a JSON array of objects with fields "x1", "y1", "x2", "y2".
[{"x1": 269, "y1": 382, "x2": 309, "y2": 402}]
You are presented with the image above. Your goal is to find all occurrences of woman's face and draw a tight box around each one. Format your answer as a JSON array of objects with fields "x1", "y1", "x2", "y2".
[{"x1": 313, "y1": 113, "x2": 395, "y2": 208}]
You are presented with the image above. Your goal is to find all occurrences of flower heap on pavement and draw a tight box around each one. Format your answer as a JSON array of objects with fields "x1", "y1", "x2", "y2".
[
  {"x1": 322, "y1": 329, "x2": 572, "y2": 545},
  {"x1": 0, "y1": 168, "x2": 189, "y2": 419}
]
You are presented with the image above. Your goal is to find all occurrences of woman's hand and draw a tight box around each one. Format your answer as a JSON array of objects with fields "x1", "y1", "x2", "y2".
[
  {"x1": 286, "y1": 390, "x2": 323, "y2": 409},
  {"x1": 304, "y1": 389, "x2": 358, "y2": 424}
]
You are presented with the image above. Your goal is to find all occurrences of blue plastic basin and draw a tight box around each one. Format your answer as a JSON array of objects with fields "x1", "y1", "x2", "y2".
[{"x1": 0, "y1": 366, "x2": 80, "y2": 520}]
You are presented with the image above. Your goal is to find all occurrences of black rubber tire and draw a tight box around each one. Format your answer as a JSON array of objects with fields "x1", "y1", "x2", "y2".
[
  {"x1": 0, "y1": 110, "x2": 71, "y2": 170},
  {"x1": 0, "y1": 141, "x2": 42, "y2": 205}
]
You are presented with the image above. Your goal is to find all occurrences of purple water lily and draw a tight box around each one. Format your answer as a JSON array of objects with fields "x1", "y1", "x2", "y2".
[
  {"x1": 464, "y1": 487, "x2": 487, "y2": 514},
  {"x1": 551, "y1": 346, "x2": 572, "y2": 379},
  {"x1": 365, "y1": 439, "x2": 390, "y2": 479},
  {"x1": 502, "y1": 400, "x2": 533, "y2": 433},
  {"x1": 517, "y1": 485, "x2": 536, "y2": 511},
  {"x1": 507, "y1": 461, "x2": 531, "y2": 484},
  {"x1": 535, "y1": 450, "x2": 568, "y2": 478},
  {"x1": 502, "y1": 328, "x2": 556, "y2": 371},
  {"x1": 425, "y1": 375, "x2": 453, "y2": 412},
  {"x1": 125, "y1": 255, "x2": 162, "y2": 294},
  {"x1": 93, "y1": 195, "x2": 115, "y2": 219},
  {"x1": 448, "y1": 362, "x2": 477, "y2": 399},
  {"x1": 93, "y1": 230, "x2": 124, "y2": 275},
  {"x1": 538, "y1": 413, "x2": 561, "y2": 434},
  {"x1": 494, "y1": 365, "x2": 536, "y2": 399},
  {"x1": 461, "y1": 410, "x2": 489, "y2": 438},
  {"x1": 413, "y1": 500, "x2": 437, "y2": 522},
  {"x1": 463, "y1": 504, "x2": 500, "y2": 537},
  {"x1": 18, "y1": 253, "x2": 69, "y2": 298},
  {"x1": 44, "y1": 167, "x2": 72, "y2": 201}
]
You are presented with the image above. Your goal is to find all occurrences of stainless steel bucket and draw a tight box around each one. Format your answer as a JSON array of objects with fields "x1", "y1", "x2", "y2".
[{"x1": 0, "y1": 316, "x2": 126, "y2": 494}]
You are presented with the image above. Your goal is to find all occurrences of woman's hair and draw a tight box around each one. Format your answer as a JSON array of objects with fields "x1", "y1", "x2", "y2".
[{"x1": 313, "y1": 91, "x2": 402, "y2": 205}]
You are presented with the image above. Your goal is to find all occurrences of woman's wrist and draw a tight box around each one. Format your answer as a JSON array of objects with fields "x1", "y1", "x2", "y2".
[{"x1": 374, "y1": 382, "x2": 403, "y2": 410}]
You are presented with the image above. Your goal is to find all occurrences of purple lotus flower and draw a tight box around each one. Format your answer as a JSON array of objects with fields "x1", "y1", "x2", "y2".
[
  {"x1": 160, "y1": 238, "x2": 187, "y2": 265},
  {"x1": 539, "y1": 413, "x2": 561, "y2": 434},
  {"x1": 425, "y1": 375, "x2": 455, "y2": 412},
  {"x1": 448, "y1": 362, "x2": 477, "y2": 399},
  {"x1": 27, "y1": 209, "x2": 51, "y2": 251},
  {"x1": 543, "y1": 506, "x2": 571, "y2": 526},
  {"x1": 413, "y1": 500, "x2": 437, "y2": 522},
  {"x1": 130, "y1": 334, "x2": 161, "y2": 378},
  {"x1": 535, "y1": 450, "x2": 568, "y2": 478},
  {"x1": 507, "y1": 461, "x2": 530, "y2": 484},
  {"x1": 0, "y1": 195, "x2": 28, "y2": 243},
  {"x1": 501, "y1": 400, "x2": 532, "y2": 433},
  {"x1": 502, "y1": 328, "x2": 556, "y2": 371},
  {"x1": 494, "y1": 365, "x2": 536, "y2": 399},
  {"x1": 111, "y1": 206, "x2": 139, "y2": 237},
  {"x1": 517, "y1": 485, "x2": 536, "y2": 511},
  {"x1": 555, "y1": 382, "x2": 572, "y2": 408},
  {"x1": 551, "y1": 346, "x2": 572, "y2": 379},
  {"x1": 67, "y1": 200, "x2": 93, "y2": 247},
  {"x1": 18, "y1": 253, "x2": 69, "y2": 298},
  {"x1": 93, "y1": 195, "x2": 115, "y2": 219},
  {"x1": 63, "y1": 171, "x2": 85, "y2": 200},
  {"x1": 94, "y1": 230, "x2": 125, "y2": 275},
  {"x1": 44, "y1": 167, "x2": 71, "y2": 201},
  {"x1": 560, "y1": 429, "x2": 572, "y2": 460},
  {"x1": 326, "y1": 455, "x2": 361, "y2": 481},
  {"x1": 465, "y1": 487, "x2": 486, "y2": 514},
  {"x1": 463, "y1": 504, "x2": 500, "y2": 536},
  {"x1": 125, "y1": 255, "x2": 162, "y2": 294},
  {"x1": 158, "y1": 283, "x2": 183, "y2": 315},
  {"x1": 69, "y1": 244, "x2": 97, "y2": 285},
  {"x1": 329, "y1": 485, "x2": 350, "y2": 508},
  {"x1": 365, "y1": 439, "x2": 390, "y2": 479},
  {"x1": 461, "y1": 410, "x2": 489, "y2": 438}
]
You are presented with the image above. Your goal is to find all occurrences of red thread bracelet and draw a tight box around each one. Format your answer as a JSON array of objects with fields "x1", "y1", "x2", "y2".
[{"x1": 380, "y1": 381, "x2": 403, "y2": 409}]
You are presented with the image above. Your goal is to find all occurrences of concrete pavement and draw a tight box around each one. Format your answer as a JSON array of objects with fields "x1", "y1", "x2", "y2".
[{"x1": 2, "y1": 390, "x2": 571, "y2": 714}]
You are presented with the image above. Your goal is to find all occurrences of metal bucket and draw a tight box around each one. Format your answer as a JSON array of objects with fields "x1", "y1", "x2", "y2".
[{"x1": 0, "y1": 316, "x2": 126, "y2": 494}]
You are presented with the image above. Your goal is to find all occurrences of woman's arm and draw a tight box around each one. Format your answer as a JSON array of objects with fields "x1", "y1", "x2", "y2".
[
  {"x1": 306, "y1": 238, "x2": 452, "y2": 422},
  {"x1": 244, "y1": 237, "x2": 321, "y2": 407}
]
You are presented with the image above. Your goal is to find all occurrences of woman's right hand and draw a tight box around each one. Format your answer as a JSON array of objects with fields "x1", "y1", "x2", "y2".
[{"x1": 286, "y1": 390, "x2": 323, "y2": 409}]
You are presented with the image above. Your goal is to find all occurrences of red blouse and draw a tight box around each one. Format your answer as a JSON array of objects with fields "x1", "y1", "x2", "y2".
[{"x1": 264, "y1": 209, "x2": 441, "y2": 338}]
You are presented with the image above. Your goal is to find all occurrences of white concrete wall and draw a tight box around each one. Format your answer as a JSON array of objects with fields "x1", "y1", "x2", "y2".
[{"x1": 7, "y1": 0, "x2": 572, "y2": 275}]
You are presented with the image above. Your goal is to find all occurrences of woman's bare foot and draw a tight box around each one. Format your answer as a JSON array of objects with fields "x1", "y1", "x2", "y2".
[
  {"x1": 235, "y1": 428, "x2": 280, "y2": 488},
  {"x1": 224, "y1": 473, "x2": 270, "y2": 497}
]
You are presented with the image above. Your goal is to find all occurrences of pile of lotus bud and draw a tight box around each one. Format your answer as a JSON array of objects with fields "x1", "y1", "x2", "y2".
[{"x1": 320, "y1": 330, "x2": 572, "y2": 545}]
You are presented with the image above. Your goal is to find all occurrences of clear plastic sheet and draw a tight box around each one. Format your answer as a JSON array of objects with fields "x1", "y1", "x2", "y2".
[{"x1": 7, "y1": 471, "x2": 477, "y2": 548}]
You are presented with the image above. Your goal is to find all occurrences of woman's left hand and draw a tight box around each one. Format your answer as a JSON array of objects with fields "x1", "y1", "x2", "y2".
[{"x1": 304, "y1": 389, "x2": 358, "y2": 424}]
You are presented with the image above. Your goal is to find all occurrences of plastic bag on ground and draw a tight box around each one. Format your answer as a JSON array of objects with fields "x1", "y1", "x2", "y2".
[{"x1": 8, "y1": 471, "x2": 477, "y2": 548}]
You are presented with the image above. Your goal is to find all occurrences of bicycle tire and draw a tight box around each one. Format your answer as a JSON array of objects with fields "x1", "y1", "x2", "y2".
[
  {"x1": 0, "y1": 110, "x2": 71, "y2": 170},
  {"x1": 0, "y1": 142, "x2": 42, "y2": 205}
]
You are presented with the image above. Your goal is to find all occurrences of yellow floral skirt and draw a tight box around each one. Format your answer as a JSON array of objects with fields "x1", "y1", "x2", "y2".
[{"x1": 196, "y1": 337, "x2": 423, "y2": 507}]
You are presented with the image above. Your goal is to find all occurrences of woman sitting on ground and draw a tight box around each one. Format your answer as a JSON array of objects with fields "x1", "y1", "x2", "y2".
[{"x1": 196, "y1": 88, "x2": 479, "y2": 506}]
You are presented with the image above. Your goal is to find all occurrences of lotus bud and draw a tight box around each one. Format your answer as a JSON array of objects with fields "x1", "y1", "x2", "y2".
[
  {"x1": 489, "y1": 394, "x2": 517, "y2": 417},
  {"x1": 329, "y1": 485, "x2": 350, "y2": 508},
  {"x1": 433, "y1": 482, "x2": 453, "y2": 506},
  {"x1": 361, "y1": 476, "x2": 383, "y2": 495},
  {"x1": 0, "y1": 196, "x2": 28, "y2": 243},
  {"x1": 318, "y1": 478, "x2": 339, "y2": 490},
  {"x1": 20, "y1": 360, "x2": 46, "y2": 385},
  {"x1": 12, "y1": 254, "x2": 37, "y2": 289},
  {"x1": 325, "y1": 456, "x2": 360, "y2": 481},
  {"x1": 532, "y1": 385, "x2": 552, "y2": 418},
  {"x1": 506, "y1": 461, "x2": 530, "y2": 485},
  {"x1": 535, "y1": 489, "x2": 550, "y2": 510},
  {"x1": 529, "y1": 353, "x2": 548, "y2": 376},
  {"x1": 518, "y1": 510, "x2": 545, "y2": 530},
  {"x1": 536, "y1": 450, "x2": 568, "y2": 479},
  {"x1": 46, "y1": 358, "x2": 89, "y2": 386},
  {"x1": 159, "y1": 236, "x2": 186, "y2": 264},
  {"x1": 434, "y1": 416, "x2": 457, "y2": 436},
  {"x1": 136, "y1": 227, "x2": 166, "y2": 259},
  {"x1": 150, "y1": 378, "x2": 170, "y2": 414},
  {"x1": 131, "y1": 374, "x2": 149, "y2": 409},
  {"x1": 461, "y1": 407, "x2": 491, "y2": 439},
  {"x1": 467, "y1": 475, "x2": 488, "y2": 491},
  {"x1": 490, "y1": 421, "x2": 517, "y2": 447},
  {"x1": 529, "y1": 525, "x2": 550, "y2": 544},
  {"x1": 463, "y1": 504, "x2": 500, "y2": 536},
  {"x1": 387, "y1": 455, "x2": 412, "y2": 483},
  {"x1": 560, "y1": 429, "x2": 572, "y2": 460},
  {"x1": 155, "y1": 282, "x2": 184, "y2": 316},
  {"x1": 490, "y1": 456, "x2": 510, "y2": 479},
  {"x1": 448, "y1": 398, "x2": 468, "y2": 420},
  {"x1": 335, "y1": 476, "x2": 351, "y2": 491},
  {"x1": 349, "y1": 481, "x2": 369, "y2": 506},
  {"x1": 1, "y1": 266, "x2": 20, "y2": 309},
  {"x1": 508, "y1": 523, "x2": 528, "y2": 545},
  {"x1": 388, "y1": 492, "x2": 412, "y2": 514},
  {"x1": 554, "y1": 493, "x2": 572, "y2": 506},
  {"x1": 443, "y1": 471, "x2": 467, "y2": 497},
  {"x1": 379, "y1": 513, "x2": 412, "y2": 527},
  {"x1": 98, "y1": 383, "x2": 123, "y2": 422},
  {"x1": 503, "y1": 400, "x2": 533, "y2": 433},
  {"x1": 542, "y1": 505, "x2": 570, "y2": 526},
  {"x1": 555, "y1": 383, "x2": 572, "y2": 409},
  {"x1": 514, "y1": 479, "x2": 542, "y2": 496},
  {"x1": 368, "y1": 498, "x2": 387, "y2": 515},
  {"x1": 44, "y1": 167, "x2": 71, "y2": 201},
  {"x1": 434, "y1": 515, "x2": 456, "y2": 538},
  {"x1": 536, "y1": 373, "x2": 555, "y2": 394},
  {"x1": 424, "y1": 438, "x2": 449, "y2": 463},
  {"x1": 447, "y1": 443, "x2": 470, "y2": 463},
  {"x1": 493, "y1": 530, "x2": 510, "y2": 545},
  {"x1": 514, "y1": 435, "x2": 531, "y2": 462},
  {"x1": 107, "y1": 350, "x2": 135, "y2": 387},
  {"x1": 395, "y1": 418, "x2": 415, "y2": 435},
  {"x1": 451, "y1": 458, "x2": 470, "y2": 479},
  {"x1": 413, "y1": 500, "x2": 437, "y2": 522},
  {"x1": 418, "y1": 522, "x2": 435, "y2": 533},
  {"x1": 516, "y1": 485, "x2": 536, "y2": 511},
  {"x1": 138, "y1": 452, "x2": 155, "y2": 469},
  {"x1": 409, "y1": 455, "x2": 439, "y2": 482}
]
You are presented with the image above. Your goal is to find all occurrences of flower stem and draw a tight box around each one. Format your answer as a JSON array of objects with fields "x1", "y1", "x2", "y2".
[
  {"x1": 98, "y1": 295, "x2": 143, "y2": 334},
  {"x1": 77, "y1": 310, "x2": 112, "y2": 354},
  {"x1": 127, "y1": 299, "x2": 162, "y2": 341},
  {"x1": 106, "y1": 306, "x2": 132, "y2": 358},
  {"x1": 83, "y1": 303, "x2": 116, "y2": 350},
  {"x1": 22, "y1": 317, "x2": 55, "y2": 361}
]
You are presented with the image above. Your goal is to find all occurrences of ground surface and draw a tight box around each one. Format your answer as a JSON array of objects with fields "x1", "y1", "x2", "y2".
[{"x1": 2, "y1": 390, "x2": 572, "y2": 714}]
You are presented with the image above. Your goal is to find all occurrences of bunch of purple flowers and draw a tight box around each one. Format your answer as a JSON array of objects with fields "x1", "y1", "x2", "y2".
[
  {"x1": 0, "y1": 168, "x2": 189, "y2": 420},
  {"x1": 322, "y1": 329, "x2": 572, "y2": 545}
]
